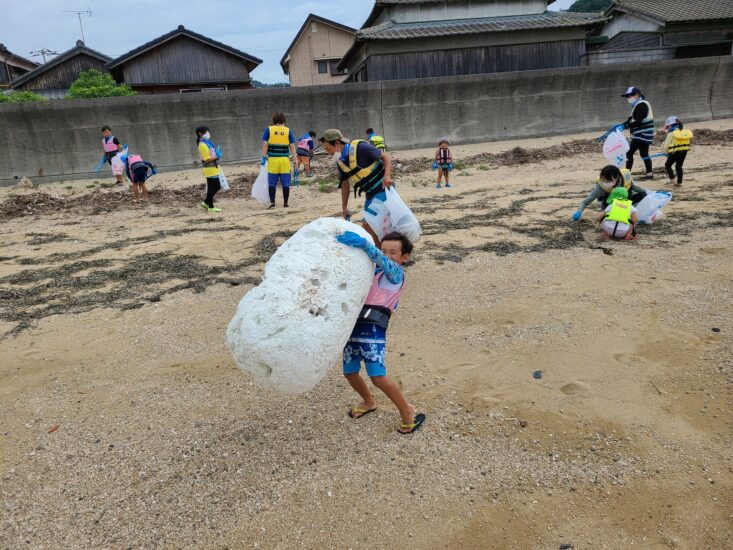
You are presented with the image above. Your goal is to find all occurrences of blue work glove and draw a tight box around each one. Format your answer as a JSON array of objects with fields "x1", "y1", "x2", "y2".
[
  {"x1": 572, "y1": 210, "x2": 582, "y2": 222},
  {"x1": 336, "y1": 231, "x2": 368, "y2": 249},
  {"x1": 216, "y1": 145, "x2": 222, "y2": 159},
  {"x1": 432, "y1": 161, "x2": 438, "y2": 170},
  {"x1": 448, "y1": 163, "x2": 454, "y2": 172},
  {"x1": 151, "y1": 166, "x2": 158, "y2": 176},
  {"x1": 260, "y1": 156, "x2": 267, "y2": 166}
]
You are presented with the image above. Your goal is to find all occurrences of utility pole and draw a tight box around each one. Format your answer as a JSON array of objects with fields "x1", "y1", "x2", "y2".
[
  {"x1": 29, "y1": 48, "x2": 59, "y2": 64},
  {"x1": 62, "y1": 7, "x2": 92, "y2": 43}
]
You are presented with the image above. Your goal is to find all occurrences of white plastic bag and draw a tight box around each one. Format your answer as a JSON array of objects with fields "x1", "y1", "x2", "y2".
[
  {"x1": 385, "y1": 187, "x2": 421, "y2": 242},
  {"x1": 635, "y1": 190, "x2": 672, "y2": 224},
  {"x1": 362, "y1": 186, "x2": 422, "y2": 243},
  {"x1": 603, "y1": 130, "x2": 630, "y2": 168},
  {"x1": 361, "y1": 193, "x2": 392, "y2": 241},
  {"x1": 219, "y1": 170, "x2": 230, "y2": 192},
  {"x1": 251, "y1": 165, "x2": 270, "y2": 205}
]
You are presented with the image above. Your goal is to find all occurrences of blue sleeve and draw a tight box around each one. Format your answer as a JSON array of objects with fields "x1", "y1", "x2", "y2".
[
  {"x1": 364, "y1": 244, "x2": 403, "y2": 284},
  {"x1": 144, "y1": 161, "x2": 154, "y2": 169},
  {"x1": 308, "y1": 139, "x2": 314, "y2": 150},
  {"x1": 125, "y1": 163, "x2": 131, "y2": 180},
  {"x1": 261, "y1": 127, "x2": 270, "y2": 141},
  {"x1": 288, "y1": 130, "x2": 295, "y2": 144}
]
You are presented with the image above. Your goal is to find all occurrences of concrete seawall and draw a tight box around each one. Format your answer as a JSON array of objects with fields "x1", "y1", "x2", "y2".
[{"x1": 1, "y1": 56, "x2": 730, "y2": 184}]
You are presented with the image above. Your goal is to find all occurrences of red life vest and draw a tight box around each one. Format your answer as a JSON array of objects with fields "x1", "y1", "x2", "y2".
[
  {"x1": 436, "y1": 148, "x2": 452, "y2": 164},
  {"x1": 102, "y1": 136, "x2": 118, "y2": 153}
]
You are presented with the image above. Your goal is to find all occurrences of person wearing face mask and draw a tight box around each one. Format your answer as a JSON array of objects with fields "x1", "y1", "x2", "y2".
[
  {"x1": 195, "y1": 126, "x2": 222, "y2": 213},
  {"x1": 621, "y1": 86, "x2": 654, "y2": 179},
  {"x1": 319, "y1": 129, "x2": 394, "y2": 247}
]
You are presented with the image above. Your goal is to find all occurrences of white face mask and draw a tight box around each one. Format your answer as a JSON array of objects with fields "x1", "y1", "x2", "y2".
[
  {"x1": 627, "y1": 97, "x2": 636, "y2": 105},
  {"x1": 201, "y1": 132, "x2": 211, "y2": 141}
]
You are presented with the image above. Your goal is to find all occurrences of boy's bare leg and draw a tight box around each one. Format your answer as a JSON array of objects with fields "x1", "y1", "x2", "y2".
[
  {"x1": 141, "y1": 184, "x2": 149, "y2": 201},
  {"x1": 345, "y1": 373, "x2": 377, "y2": 410},
  {"x1": 437, "y1": 171, "x2": 443, "y2": 185},
  {"x1": 116, "y1": 175, "x2": 124, "y2": 185},
  {"x1": 370, "y1": 375, "x2": 416, "y2": 424},
  {"x1": 361, "y1": 221, "x2": 380, "y2": 248},
  {"x1": 132, "y1": 184, "x2": 141, "y2": 202}
]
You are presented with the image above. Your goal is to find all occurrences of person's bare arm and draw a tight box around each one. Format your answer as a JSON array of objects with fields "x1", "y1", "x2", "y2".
[
  {"x1": 290, "y1": 143, "x2": 297, "y2": 158},
  {"x1": 341, "y1": 180, "x2": 350, "y2": 218},
  {"x1": 381, "y1": 151, "x2": 393, "y2": 188},
  {"x1": 261, "y1": 141, "x2": 268, "y2": 157}
]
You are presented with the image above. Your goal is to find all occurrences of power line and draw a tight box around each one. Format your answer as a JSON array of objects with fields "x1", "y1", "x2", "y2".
[{"x1": 29, "y1": 48, "x2": 59, "y2": 64}]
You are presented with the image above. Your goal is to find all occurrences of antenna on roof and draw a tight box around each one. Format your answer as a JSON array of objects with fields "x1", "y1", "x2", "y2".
[
  {"x1": 29, "y1": 48, "x2": 60, "y2": 64},
  {"x1": 62, "y1": 6, "x2": 92, "y2": 43}
]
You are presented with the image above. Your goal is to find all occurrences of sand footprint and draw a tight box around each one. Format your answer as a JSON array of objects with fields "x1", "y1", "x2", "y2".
[{"x1": 560, "y1": 382, "x2": 588, "y2": 396}]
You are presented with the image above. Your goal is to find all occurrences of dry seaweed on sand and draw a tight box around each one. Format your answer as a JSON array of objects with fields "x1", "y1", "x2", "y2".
[
  {"x1": 0, "y1": 174, "x2": 255, "y2": 220},
  {"x1": 0, "y1": 231, "x2": 292, "y2": 337}
]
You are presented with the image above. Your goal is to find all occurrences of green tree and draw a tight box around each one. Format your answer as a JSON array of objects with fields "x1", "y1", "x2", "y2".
[
  {"x1": 0, "y1": 90, "x2": 47, "y2": 103},
  {"x1": 252, "y1": 80, "x2": 290, "y2": 89},
  {"x1": 568, "y1": 0, "x2": 612, "y2": 12},
  {"x1": 67, "y1": 69, "x2": 136, "y2": 99}
]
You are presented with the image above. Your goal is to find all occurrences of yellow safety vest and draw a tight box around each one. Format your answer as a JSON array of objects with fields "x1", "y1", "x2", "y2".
[
  {"x1": 369, "y1": 134, "x2": 386, "y2": 150},
  {"x1": 664, "y1": 129, "x2": 693, "y2": 154},
  {"x1": 599, "y1": 168, "x2": 633, "y2": 193},
  {"x1": 337, "y1": 140, "x2": 385, "y2": 196},
  {"x1": 267, "y1": 125, "x2": 291, "y2": 157},
  {"x1": 605, "y1": 199, "x2": 633, "y2": 224}
]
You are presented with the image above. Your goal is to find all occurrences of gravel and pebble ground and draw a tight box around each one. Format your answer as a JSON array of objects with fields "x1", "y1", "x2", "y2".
[{"x1": 1, "y1": 121, "x2": 731, "y2": 549}]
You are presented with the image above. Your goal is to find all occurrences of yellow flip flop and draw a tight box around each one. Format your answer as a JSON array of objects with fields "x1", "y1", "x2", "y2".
[{"x1": 398, "y1": 413, "x2": 426, "y2": 434}]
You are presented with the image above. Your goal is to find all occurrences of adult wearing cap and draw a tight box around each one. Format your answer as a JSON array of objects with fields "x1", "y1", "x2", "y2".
[
  {"x1": 320, "y1": 129, "x2": 394, "y2": 245},
  {"x1": 621, "y1": 86, "x2": 654, "y2": 179}
]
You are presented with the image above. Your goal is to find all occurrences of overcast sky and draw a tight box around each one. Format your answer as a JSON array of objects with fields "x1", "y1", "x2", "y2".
[{"x1": 1, "y1": 0, "x2": 575, "y2": 83}]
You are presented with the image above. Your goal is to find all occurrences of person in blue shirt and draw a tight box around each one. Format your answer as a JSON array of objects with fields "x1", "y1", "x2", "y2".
[
  {"x1": 261, "y1": 112, "x2": 297, "y2": 208},
  {"x1": 336, "y1": 229, "x2": 426, "y2": 434},
  {"x1": 319, "y1": 128, "x2": 394, "y2": 246},
  {"x1": 123, "y1": 153, "x2": 156, "y2": 203}
]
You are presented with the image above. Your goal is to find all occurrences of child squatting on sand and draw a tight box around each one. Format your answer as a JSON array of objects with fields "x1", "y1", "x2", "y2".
[{"x1": 335, "y1": 230, "x2": 426, "y2": 434}]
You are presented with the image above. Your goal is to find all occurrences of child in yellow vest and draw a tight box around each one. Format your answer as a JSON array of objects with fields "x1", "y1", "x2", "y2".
[
  {"x1": 597, "y1": 187, "x2": 638, "y2": 240},
  {"x1": 662, "y1": 116, "x2": 693, "y2": 186},
  {"x1": 261, "y1": 112, "x2": 296, "y2": 209},
  {"x1": 572, "y1": 165, "x2": 647, "y2": 221}
]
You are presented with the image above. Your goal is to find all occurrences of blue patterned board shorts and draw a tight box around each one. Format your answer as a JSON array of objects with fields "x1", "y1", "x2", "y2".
[{"x1": 343, "y1": 322, "x2": 387, "y2": 378}]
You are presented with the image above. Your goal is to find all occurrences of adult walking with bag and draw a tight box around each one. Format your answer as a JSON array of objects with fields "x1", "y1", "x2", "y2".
[{"x1": 621, "y1": 86, "x2": 654, "y2": 180}]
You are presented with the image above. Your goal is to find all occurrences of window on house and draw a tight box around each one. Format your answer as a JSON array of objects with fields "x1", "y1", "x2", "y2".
[
  {"x1": 330, "y1": 61, "x2": 346, "y2": 75},
  {"x1": 311, "y1": 22, "x2": 317, "y2": 32},
  {"x1": 180, "y1": 86, "x2": 227, "y2": 93},
  {"x1": 317, "y1": 61, "x2": 328, "y2": 74}
]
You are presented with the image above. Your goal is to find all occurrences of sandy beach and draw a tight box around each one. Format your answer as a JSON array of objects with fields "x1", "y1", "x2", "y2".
[{"x1": 1, "y1": 120, "x2": 731, "y2": 549}]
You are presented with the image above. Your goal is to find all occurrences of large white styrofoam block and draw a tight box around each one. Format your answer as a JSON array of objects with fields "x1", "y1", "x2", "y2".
[{"x1": 226, "y1": 218, "x2": 375, "y2": 394}]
